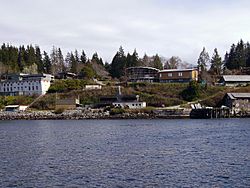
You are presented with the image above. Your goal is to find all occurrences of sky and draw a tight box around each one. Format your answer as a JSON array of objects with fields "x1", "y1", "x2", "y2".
[{"x1": 0, "y1": 0, "x2": 250, "y2": 64}]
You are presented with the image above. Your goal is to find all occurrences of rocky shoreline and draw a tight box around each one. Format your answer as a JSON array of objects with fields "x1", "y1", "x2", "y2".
[{"x1": 0, "y1": 110, "x2": 190, "y2": 120}]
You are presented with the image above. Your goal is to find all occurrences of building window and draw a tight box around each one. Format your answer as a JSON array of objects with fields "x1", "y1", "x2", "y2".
[
  {"x1": 159, "y1": 74, "x2": 162, "y2": 78},
  {"x1": 168, "y1": 73, "x2": 173, "y2": 77},
  {"x1": 178, "y1": 72, "x2": 183, "y2": 77},
  {"x1": 36, "y1": 86, "x2": 38, "y2": 90}
]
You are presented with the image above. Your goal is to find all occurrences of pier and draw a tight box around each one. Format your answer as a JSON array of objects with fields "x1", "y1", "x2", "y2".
[{"x1": 190, "y1": 108, "x2": 231, "y2": 119}]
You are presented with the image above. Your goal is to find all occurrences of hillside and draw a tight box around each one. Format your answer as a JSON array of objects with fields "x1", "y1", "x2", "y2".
[{"x1": 28, "y1": 80, "x2": 232, "y2": 110}]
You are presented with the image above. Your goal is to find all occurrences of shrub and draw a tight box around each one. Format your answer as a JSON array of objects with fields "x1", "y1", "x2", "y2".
[
  {"x1": 110, "y1": 107, "x2": 125, "y2": 115},
  {"x1": 181, "y1": 81, "x2": 202, "y2": 101},
  {"x1": 54, "y1": 108, "x2": 65, "y2": 114}
]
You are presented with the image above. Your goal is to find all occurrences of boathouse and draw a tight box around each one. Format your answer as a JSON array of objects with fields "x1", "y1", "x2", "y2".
[{"x1": 224, "y1": 93, "x2": 250, "y2": 114}]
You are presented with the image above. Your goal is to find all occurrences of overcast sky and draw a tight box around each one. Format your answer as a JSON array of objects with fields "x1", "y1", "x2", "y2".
[{"x1": 0, "y1": 0, "x2": 249, "y2": 64}]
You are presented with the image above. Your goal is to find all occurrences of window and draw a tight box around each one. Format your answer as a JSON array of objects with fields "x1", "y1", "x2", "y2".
[
  {"x1": 178, "y1": 72, "x2": 183, "y2": 77},
  {"x1": 168, "y1": 73, "x2": 173, "y2": 77},
  {"x1": 36, "y1": 86, "x2": 38, "y2": 90},
  {"x1": 159, "y1": 73, "x2": 162, "y2": 78}
]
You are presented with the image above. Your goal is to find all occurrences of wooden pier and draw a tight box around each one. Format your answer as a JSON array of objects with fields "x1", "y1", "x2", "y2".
[{"x1": 190, "y1": 108, "x2": 231, "y2": 119}]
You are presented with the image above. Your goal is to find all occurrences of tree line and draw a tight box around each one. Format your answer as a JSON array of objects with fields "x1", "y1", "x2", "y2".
[
  {"x1": 0, "y1": 39, "x2": 249, "y2": 80},
  {"x1": 197, "y1": 39, "x2": 250, "y2": 79}
]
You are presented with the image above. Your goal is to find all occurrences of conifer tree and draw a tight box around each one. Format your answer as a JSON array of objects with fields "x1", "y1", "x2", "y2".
[
  {"x1": 80, "y1": 50, "x2": 87, "y2": 64},
  {"x1": 110, "y1": 46, "x2": 127, "y2": 78},
  {"x1": 35, "y1": 46, "x2": 43, "y2": 73},
  {"x1": 70, "y1": 52, "x2": 77, "y2": 73},
  {"x1": 43, "y1": 51, "x2": 52, "y2": 74},
  {"x1": 151, "y1": 54, "x2": 163, "y2": 70},
  {"x1": 210, "y1": 48, "x2": 223, "y2": 75}
]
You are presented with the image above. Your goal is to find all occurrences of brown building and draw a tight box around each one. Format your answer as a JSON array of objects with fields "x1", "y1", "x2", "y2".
[
  {"x1": 159, "y1": 68, "x2": 198, "y2": 83},
  {"x1": 55, "y1": 98, "x2": 80, "y2": 110},
  {"x1": 224, "y1": 93, "x2": 250, "y2": 114}
]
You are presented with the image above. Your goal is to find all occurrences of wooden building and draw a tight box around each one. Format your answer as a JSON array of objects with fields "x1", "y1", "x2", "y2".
[
  {"x1": 55, "y1": 98, "x2": 80, "y2": 110},
  {"x1": 159, "y1": 68, "x2": 198, "y2": 83},
  {"x1": 224, "y1": 93, "x2": 250, "y2": 114}
]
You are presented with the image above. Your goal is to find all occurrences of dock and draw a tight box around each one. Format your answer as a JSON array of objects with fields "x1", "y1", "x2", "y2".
[{"x1": 190, "y1": 108, "x2": 231, "y2": 119}]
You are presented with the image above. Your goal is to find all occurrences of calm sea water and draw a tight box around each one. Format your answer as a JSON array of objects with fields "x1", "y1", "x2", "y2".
[{"x1": 0, "y1": 119, "x2": 249, "y2": 187}]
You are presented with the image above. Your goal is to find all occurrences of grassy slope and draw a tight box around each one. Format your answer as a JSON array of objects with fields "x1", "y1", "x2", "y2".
[{"x1": 30, "y1": 81, "x2": 235, "y2": 110}]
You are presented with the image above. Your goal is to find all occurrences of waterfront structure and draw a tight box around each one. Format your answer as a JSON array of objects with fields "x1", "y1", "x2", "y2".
[
  {"x1": 0, "y1": 73, "x2": 54, "y2": 96},
  {"x1": 126, "y1": 67, "x2": 159, "y2": 82},
  {"x1": 224, "y1": 93, "x2": 250, "y2": 114},
  {"x1": 159, "y1": 68, "x2": 198, "y2": 83},
  {"x1": 220, "y1": 75, "x2": 250, "y2": 86},
  {"x1": 55, "y1": 98, "x2": 80, "y2": 110}
]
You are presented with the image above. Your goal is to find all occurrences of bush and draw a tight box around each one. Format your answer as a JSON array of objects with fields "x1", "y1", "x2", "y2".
[
  {"x1": 110, "y1": 107, "x2": 125, "y2": 115},
  {"x1": 48, "y1": 79, "x2": 91, "y2": 93},
  {"x1": 54, "y1": 108, "x2": 65, "y2": 114},
  {"x1": 181, "y1": 81, "x2": 201, "y2": 101}
]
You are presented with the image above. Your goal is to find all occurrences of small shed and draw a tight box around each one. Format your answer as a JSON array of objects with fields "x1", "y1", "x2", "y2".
[
  {"x1": 5, "y1": 105, "x2": 28, "y2": 112},
  {"x1": 55, "y1": 98, "x2": 80, "y2": 110},
  {"x1": 85, "y1": 85, "x2": 102, "y2": 90}
]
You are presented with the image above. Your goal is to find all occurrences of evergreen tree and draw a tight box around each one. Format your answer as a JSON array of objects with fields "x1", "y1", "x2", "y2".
[
  {"x1": 25, "y1": 45, "x2": 36, "y2": 66},
  {"x1": 43, "y1": 51, "x2": 52, "y2": 74},
  {"x1": 141, "y1": 53, "x2": 150, "y2": 67},
  {"x1": 210, "y1": 48, "x2": 223, "y2": 75},
  {"x1": 58, "y1": 48, "x2": 65, "y2": 72},
  {"x1": 80, "y1": 50, "x2": 87, "y2": 64},
  {"x1": 197, "y1": 47, "x2": 210, "y2": 72},
  {"x1": 246, "y1": 43, "x2": 250, "y2": 67},
  {"x1": 91, "y1": 52, "x2": 103, "y2": 65},
  {"x1": 18, "y1": 46, "x2": 25, "y2": 72},
  {"x1": 151, "y1": 54, "x2": 163, "y2": 70},
  {"x1": 35, "y1": 46, "x2": 43, "y2": 73},
  {"x1": 110, "y1": 46, "x2": 127, "y2": 78},
  {"x1": 70, "y1": 52, "x2": 77, "y2": 73},
  {"x1": 224, "y1": 40, "x2": 249, "y2": 70}
]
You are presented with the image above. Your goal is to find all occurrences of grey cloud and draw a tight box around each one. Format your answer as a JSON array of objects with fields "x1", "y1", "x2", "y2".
[{"x1": 0, "y1": 0, "x2": 249, "y2": 63}]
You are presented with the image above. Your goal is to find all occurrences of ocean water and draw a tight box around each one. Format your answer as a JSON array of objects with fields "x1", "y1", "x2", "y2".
[{"x1": 0, "y1": 119, "x2": 249, "y2": 187}]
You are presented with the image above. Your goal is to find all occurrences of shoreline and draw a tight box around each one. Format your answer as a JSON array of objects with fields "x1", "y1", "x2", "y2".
[
  {"x1": 1, "y1": 110, "x2": 248, "y2": 120},
  {"x1": 0, "y1": 110, "x2": 190, "y2": 120}
]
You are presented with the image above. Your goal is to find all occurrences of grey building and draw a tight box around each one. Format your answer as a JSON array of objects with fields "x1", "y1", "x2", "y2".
[
  {"x1": 220, "y1": 75, "x2": 250, "y2": 86},
  {"x1": 224, "y1": 93, "x2": 250, "y2": 114}
]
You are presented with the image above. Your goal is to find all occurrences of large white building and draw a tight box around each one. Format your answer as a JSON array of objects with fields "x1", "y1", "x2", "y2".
[{"x1": 0, "y1": 73, "x2": 54, "y2": 96}]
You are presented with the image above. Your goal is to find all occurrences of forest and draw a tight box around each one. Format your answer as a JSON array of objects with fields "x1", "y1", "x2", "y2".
[{"x1": 0, "y1": 39, "x2": 249, "y2": 80}]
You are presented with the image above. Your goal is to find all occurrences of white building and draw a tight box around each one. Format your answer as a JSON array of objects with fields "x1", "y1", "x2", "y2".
[
  {"x1": 113, "y1": 101, "x2": 147, "y2": 109},
  {"x1": 0, "y1": 73, "x2": 54, "y2": 96},
  {"x1": 85, "y1": 85, "x2": 102, "y2": 90},
  {"x1": 5, "y1": 105, "x2": 28, "y2": 112}
]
